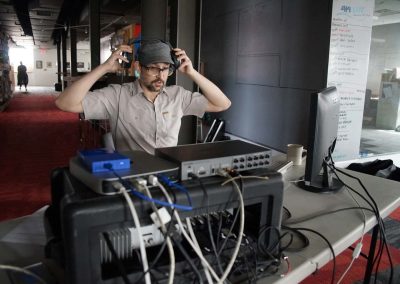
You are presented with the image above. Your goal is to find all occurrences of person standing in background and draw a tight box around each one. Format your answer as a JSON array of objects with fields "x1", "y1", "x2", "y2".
[{"x1": 17, "y1": 61, "x2": 28, "y2": 92}]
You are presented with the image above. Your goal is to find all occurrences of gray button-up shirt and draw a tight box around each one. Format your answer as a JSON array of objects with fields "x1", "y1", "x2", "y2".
[{"x1": 82, "y1": 80, "x2": 208, "y2": 154}]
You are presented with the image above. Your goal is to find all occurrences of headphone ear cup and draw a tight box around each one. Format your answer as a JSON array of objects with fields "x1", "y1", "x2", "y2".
[
  {"x1": 170, "y1": 49, "x2": 181, "y2": 70},
  {"x1": 121, "y1": 52, "x2": 133, "y2": 69},
  {"x1": 163, "y1": 40, "x2": 181, "y2": 70}
]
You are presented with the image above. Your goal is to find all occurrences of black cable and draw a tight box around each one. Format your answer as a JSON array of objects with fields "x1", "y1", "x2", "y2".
[
  {"x1": 217, "y1": 204, "x2": 240, "y2": 257},
  {"x1": 231, "y1": 242, "x2": 257, "y2": 282},
  {"x1": 332, "y1": 168, "x2": 393, "y2": 284},
  {"x1": 334, "y1": 167, "x2": 379, "y2": 215},
  {"x1": 282, "y1": 206, "x2": 292, "y2": 221},
  {"x1": 244, "y1": 236, "x2": 259, "y2": 282},
  {"x1": 249, "y1": 204, "x2": 286, "y2": 279},
  {"x1": 137, "y1": 241, "x2": 167, "y2": 283},
  {"x1": 216, "y1": 176, "x2": 243, "y2": 252},
  {"x1": 172, "y1": 238, "x2": 204, "y2": 284},
  {"x1": 330, "y1": 170, "x2": 376, "y2": 213},
  {"x1": 284, "y1": 206, "x2": 374, "y2": 225},
  {"x1": 111, "y1": 72, "x2": 125, "y2": 150},
  {"x1": 217, "y1": 235, "x2": 259, "y2": 282},
  {"x1": 326, "y1": 154, "x2": 393, "y2": 284},
  {"x1": 224, "y1": 174, "x2": 287, "y2": 280},
  {"x1": 216, "y1": 174, "x2": 244, "y2": 257},
  {"x1": 373, "y1": 233, "x2": 387, "y2": 284},
  {"x1": 278, "y1": 232, "x2": 295, "y2": 252},
  {"x1": 135, "y1": 207, "x2": 177, "y2": 283},
  {"x1": 241, "y1": 252, "x2": 254, "y2": 281},
  {"x1": 288, "y1": 227, "x2": 336, "y2": 284},
  {"x1": 256, "y1": 226, "x2": 279, "y2": 259},
  {"x1": 284, "y1": 198, "x2": 389, "y2": 282},
  {"x1": 189, "y1": 172, "x2": 224, "y2": 275},
  {"x1": 215, "y1": 213, "x2": 224, "y2": 252},
  {"x1": 103, "y1": 232, "x2": 131, "y2": 284},
  {"x1": 327, "y1": 167, "x2": 388, "y2": 281},
  {"x1": 255, "y1": 259, "x2": 281, "y2": 278},
  {"x1": 256, "y1": 224, "x2": 291, "y2": 278},
  {"x1": 348, "y1": 245, "x2": 369, "y2": 259},
  {"x1": 327, "y1": 156, "x2": 393, "y2": 284},
  {"x1": 134, "y1": 179, "x2": 183, "y2": 283},
  {"x1": 107, "y1": 169, "x2": 179, "y2": 283},
  {"x1": 277, "y1": 231, "x2": 293, "y2": 249},
  {"x1": 150, "y1": 181, "x2": 204, "y2": 283}
]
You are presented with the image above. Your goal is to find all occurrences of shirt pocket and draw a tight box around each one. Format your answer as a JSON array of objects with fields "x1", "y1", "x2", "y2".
[{"x1": 160, "y1": 108, "x2": 182, "y2": 137}]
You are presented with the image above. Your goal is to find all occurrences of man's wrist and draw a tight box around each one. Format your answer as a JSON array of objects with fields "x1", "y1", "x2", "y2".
[
  {"x1": 185, "y1": 68, "x2": 198, "y2": 79},
  {"x1": 98, "y1": 63, "x2": 112, "y2": 74}
]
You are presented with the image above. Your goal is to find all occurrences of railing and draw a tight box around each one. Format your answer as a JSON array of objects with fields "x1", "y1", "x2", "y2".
[{"x1": 79, "y1": 113, "x2": 110, "y2": 149}]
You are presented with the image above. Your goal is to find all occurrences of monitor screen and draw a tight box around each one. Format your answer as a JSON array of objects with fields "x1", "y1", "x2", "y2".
[{"x1": 298, "y1": 86, "x2": 343, "y2": 193}]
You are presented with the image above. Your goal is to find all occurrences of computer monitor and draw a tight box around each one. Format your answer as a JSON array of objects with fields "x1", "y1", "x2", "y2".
[{"x1": 298, "y1": 86, "x2": 343, "y2": 193}]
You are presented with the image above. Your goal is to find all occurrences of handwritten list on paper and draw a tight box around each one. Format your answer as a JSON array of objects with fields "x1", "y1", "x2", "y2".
[{"x1": 328, "y1": 0, "x2": 374, "y2": 160}]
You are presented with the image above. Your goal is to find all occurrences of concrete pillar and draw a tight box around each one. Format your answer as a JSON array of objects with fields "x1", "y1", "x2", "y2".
[
  {"x1": 89, "y1": 0, "x2": 100, "y2": 69},
  {"x1": 141, "y1": 0, "x2": 167, "y2": 40}
]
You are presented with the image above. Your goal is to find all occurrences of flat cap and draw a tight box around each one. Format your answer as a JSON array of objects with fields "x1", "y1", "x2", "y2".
[{"x1": 137, "y1": 41, "x2": 174, "y2": 66}]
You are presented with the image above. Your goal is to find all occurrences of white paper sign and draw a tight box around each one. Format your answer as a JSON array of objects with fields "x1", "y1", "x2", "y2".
[{"x1": 328, "y1": 0, "x2": 374, "y2": 161}]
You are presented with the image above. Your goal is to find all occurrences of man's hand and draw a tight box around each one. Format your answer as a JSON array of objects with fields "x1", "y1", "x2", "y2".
[
  {"x1": 173, "y1": 48, "x2": 194, "y2": 75},
  {"x1": 104, "y1": 45, "x2": 133, "y2": 73},
  {"x1": 56, "y1": 44, "x2": 132, "y2": 113}
]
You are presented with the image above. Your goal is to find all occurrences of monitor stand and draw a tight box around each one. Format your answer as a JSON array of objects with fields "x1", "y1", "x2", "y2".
[{"x1": 298, "y1": 163, "x2": 343, "y2": 193}]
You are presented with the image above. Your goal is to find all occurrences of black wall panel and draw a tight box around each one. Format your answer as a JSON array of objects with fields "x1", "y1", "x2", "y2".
[{"x1": 201, "y1": 0, "x2": 332, "y2": 151}]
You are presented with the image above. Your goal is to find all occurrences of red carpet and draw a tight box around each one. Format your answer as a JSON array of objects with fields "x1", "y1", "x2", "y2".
[{"x1": 0, "y1": 94, "x2": 80, "y2": 221}]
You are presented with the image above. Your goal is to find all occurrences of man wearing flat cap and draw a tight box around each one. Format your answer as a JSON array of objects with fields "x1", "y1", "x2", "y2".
[{"x1": 55, "y1": 40, "x2": 231, "y2": 154}]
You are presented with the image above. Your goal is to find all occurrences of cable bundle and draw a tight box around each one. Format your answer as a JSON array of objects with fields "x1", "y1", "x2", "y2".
[{"x1": 103, "y1": 165, "x2": 285, "y2": 283}]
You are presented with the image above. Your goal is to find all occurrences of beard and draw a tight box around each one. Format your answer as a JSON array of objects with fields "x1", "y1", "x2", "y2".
[{"x1": 144, "y1": 78, "x2": 165, "y2": 92}]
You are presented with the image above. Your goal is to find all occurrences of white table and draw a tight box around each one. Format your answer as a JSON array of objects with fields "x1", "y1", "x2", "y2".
[
  {"x1": 0, "y1": 215, "x2": 46, "y2": 283},
  {"x1": 259, "y1": 162, "x2": 400, "y2": 284}
]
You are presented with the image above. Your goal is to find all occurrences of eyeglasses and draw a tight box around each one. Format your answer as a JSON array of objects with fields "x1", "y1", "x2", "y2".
[{"x1": 142, "y1": 65, "x2": 174, "y2": 76}]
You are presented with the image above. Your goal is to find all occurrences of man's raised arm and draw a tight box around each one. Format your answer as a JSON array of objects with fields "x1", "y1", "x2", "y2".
[
  {"x1": 173, "y1": 48, "x2": 231, "y2": 113},
  {"x1": 55, "y1": 45, "x2": 132, "y2": 113}
]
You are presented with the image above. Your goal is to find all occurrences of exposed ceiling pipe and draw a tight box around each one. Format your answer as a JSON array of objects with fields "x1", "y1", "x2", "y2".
[{"x1": 11, "y1": 0, "x2": 33, "y2": 36}]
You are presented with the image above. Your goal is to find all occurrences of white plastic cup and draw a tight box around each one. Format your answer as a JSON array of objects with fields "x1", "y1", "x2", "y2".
[{"x1": 287, "y1": 144, "x2": 304, "y2": 166}]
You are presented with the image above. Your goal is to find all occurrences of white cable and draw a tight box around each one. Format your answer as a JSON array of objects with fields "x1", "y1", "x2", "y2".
[
  {"x1": 219, "y1": 173, "x2": 245, "y2": 284},
  {"x1": 336, "y1": 243, "x2": 362, "y2": 284},
  {"x1": 141, "y1": 183, "x2": 175, "y2": 284},
  {"x1": 186, "y1": 218, "x2": 214, "y2": 284},
  {"x1": 156, "y1": 181, "x2": 222, "y2": 283},
  {"x1": 0, "y1": 264, "x2": 46, "y2": 284},
  {"x1": 222, "y1": 175, "x2": 269, "y2": 184},
  {"x1": 118, "y1": 185, "x2": 151, "y2": 284}
]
